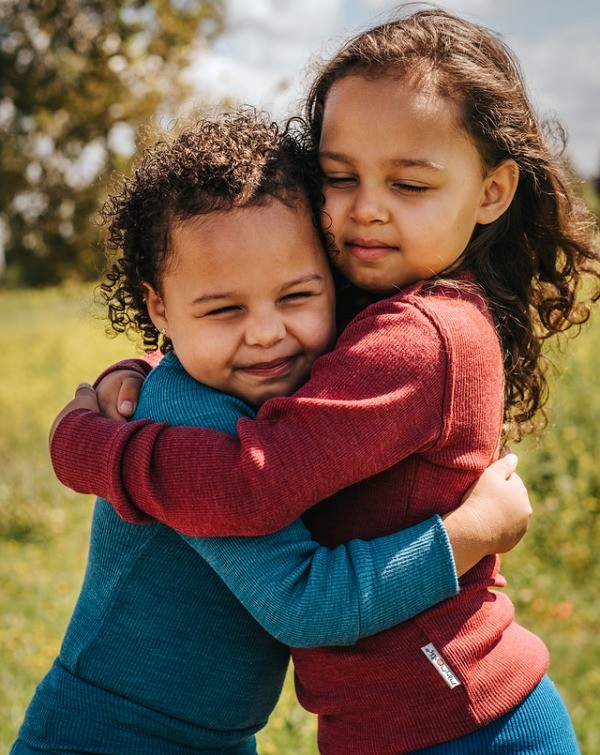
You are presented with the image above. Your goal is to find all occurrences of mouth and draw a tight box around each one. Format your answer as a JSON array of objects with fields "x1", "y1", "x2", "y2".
[
  {"x1": 237, "y1": 355, "x2": 300, "y2": 380},
  {"x1": 345, "y1": 238, "x2": 398, "y2": 262}
]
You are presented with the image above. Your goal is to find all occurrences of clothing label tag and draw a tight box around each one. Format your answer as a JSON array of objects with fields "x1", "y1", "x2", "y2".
[{"x1": 421, "y1": 643, "x2": 461, "y2": 689}]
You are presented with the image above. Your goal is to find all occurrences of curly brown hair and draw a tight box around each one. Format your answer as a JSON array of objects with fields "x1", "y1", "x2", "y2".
[
  {"x1": 304, "y1": 5, "x2": 600, "y2": 438},
  {"x1": 98, "y1": 109, "x2": 324, "y2": 353}
]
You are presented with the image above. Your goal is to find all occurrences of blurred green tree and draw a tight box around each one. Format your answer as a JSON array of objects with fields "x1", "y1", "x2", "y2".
[{"x1": 0, "y1": 0, "x2": 224, "y2": 287}]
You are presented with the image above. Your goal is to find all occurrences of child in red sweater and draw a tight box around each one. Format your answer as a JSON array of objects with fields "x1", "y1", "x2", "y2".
[{"x1": 50, "y1": 9, "x2": 598, "y2": 754}]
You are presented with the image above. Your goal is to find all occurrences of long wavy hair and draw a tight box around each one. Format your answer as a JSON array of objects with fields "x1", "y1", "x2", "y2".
[
  {"x1": 97, "y1": 109, "x2": 326, "y2": 353},
  {"x1": 304, "y1": 5, "x2": 599, "y2": 437}
]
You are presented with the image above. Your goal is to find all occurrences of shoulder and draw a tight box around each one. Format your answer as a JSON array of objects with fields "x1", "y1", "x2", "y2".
[
  {"x1": 333, "y1": 281, "x2": 451, "y2": 367},
  {"x1": 411, "y1": 277, "x2": 501, "y2": 368},
  {"x1": 306, "y1": 286, "x2": 448, "y2": 402},
  {"x1": 318, "y1": 274, "x2": 501, "y2": 402},
  {"x1": 344, "y1": 273, "x2": 498, "y2": 359}
]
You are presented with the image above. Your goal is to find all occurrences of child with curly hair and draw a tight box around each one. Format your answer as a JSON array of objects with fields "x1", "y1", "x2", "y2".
[
  {"x1": 48, "y1": 8, "x2": 599, "y2": 754},
  {"x1": 12, "y1": 111, "x2": 526, "y2": 754}
]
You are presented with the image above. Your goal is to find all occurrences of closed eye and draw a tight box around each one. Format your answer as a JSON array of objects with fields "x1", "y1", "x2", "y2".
[
  {"x1": 204, "y1": 305, "x2": 242, "y2": 318},
  {"x1": 322, "y1": 174, "x2": 357, "y2": 187},
  {"x1": 280, "y1": 291, "x2": 315, "y2": 303},
  {"x1": 393, "y1": 182, "x2": 428, "y2": 194}
]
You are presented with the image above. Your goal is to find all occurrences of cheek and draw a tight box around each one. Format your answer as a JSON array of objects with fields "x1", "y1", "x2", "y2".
[
  {"x1": 308, "y1": 310, "x2": 336, "y2": 355},
  {"x1": 186, "y1": 328, "x2": 230, "y2": 372},
  {"x1": 203, "y1": 330, "x2": 233, "y2": 363}
]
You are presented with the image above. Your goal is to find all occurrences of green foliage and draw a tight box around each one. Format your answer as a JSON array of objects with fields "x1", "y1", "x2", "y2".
[
  {"x1": 0, "y1": 285, "x2": 140, "y2": 539},
  {"x1": 0, "y1": 0, "x2": 224, "y2": 287},
  {"x1": 1, "y1": 285, "x2": 599, "y2": 752},
  {"x1": 493, "y1": 318, "x2": 600, "y2": 755},
  {"x1": 519, "y1": 340, "x2": 600, "y2": 576}
]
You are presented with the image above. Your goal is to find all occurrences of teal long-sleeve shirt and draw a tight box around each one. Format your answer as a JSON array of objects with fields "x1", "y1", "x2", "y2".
[{"x1": 13, "y1": 352, "x2": 458, "y2": 755}]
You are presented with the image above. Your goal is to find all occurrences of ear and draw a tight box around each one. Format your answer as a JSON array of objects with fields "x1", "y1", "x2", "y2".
[
  {"x1": 476, "y1": 159, "x2": 519, "y2": 225},
  {"x1": 142, "y1": 282, "x2": 168, "y2": 334}
]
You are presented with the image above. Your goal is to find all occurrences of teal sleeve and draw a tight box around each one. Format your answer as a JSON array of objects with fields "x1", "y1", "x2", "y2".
[
  {"x1": 182, "y1": 516, "x2": 457, "y2": 647},
  {"x1": 137, "y1": 354, "x2": 459, "y2": 647}
]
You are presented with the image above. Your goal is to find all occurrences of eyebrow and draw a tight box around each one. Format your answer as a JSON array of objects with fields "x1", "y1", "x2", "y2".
[
  {"x1": 189, "y1": 274, "x2": 325, "y2": 307},
  {"x1": 280, "y1": 273, "x2": 325, "y2": 290},
  {"x1": 319, "y1": 150, "x2": 444, "y2": 172},
  {"x1": 189, "y1": 293, "x2": 233, "y2": 306}
]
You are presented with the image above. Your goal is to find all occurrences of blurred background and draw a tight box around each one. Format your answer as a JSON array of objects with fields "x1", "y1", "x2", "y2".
[{"x1": 1, "y1": 1, "x2": 599, "y2": 752}]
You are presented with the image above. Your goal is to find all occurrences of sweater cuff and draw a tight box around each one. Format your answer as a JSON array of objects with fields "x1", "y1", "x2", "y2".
[
  {"x1": 351, "y1": 515, "x2": 459, "y2": 638},
  {"x1": 92, "y1": 357, "x2": 153, "y2": 390},
  {"x1": 50, "y1": 408, "x2": 154, "y2": 524}
]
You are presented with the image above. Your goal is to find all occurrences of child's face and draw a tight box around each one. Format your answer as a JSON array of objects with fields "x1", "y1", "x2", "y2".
[
  {"x1": 145, "y1": 200, "x2": 336, "y2": 406},
  {"x1": 319, "y1": 75, "x2": 511, "y2": 294}
]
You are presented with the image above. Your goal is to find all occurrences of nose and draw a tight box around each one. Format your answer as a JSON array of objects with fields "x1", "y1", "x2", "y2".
[
  {"x1": 350, "y1": 185, "x2": 390, "y2": 225},
  {"x1": 244, "y1": 310, "x2": 286, "y2": 348}
]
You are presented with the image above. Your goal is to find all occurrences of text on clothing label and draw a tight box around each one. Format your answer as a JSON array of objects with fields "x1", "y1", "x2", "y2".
[{"x1": 421, "y1": 643, "x2": 462, "y2": 689}]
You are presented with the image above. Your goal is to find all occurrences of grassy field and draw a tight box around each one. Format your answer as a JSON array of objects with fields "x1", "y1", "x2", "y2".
[{"x1": 1, "y1": 284, "x2": 599, "y2": 753}]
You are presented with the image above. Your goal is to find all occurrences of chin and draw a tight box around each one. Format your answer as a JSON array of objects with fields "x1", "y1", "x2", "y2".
[
  {"x1": 356, "y1": 279, "x2": 398, "y2": 295},
  {"x1": 346, "y1": 271, "x2": 390, "y2": 294}
]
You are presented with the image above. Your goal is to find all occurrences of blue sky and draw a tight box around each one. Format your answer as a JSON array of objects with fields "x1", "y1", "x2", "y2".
[{"x1": 186, "y1": 0, "x2": 600, "y2": 177}]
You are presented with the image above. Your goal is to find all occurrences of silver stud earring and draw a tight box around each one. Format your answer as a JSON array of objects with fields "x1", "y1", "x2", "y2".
[{"x1": 161, "y1": 328, "x2": 167, "y2": 336}]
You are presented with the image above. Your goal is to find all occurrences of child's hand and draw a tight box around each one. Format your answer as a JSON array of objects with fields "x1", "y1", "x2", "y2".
[
  {"x1": 49, "y1": 383, "x2": 99, "y2": 449},
  {"x1": 442, "y1": 455, "x2": 532, "y2": 576},
  {"x1": 459, "y1": 454, "x2": 532, "y2": 554},
  {"x1": 96, "y1": 369, "x2": 144, "y2": 420}
]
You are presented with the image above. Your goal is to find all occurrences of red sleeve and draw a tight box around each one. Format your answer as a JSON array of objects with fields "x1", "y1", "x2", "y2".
[
  {"x1": 51, "y1": 301, "x2": 448, "y2": 536},
  {"x1": 92, "y1": 357, "x2": 154, "y2": 389}
]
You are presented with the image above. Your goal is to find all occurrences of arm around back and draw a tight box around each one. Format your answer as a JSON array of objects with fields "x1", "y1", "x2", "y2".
[
  {"x1": 182, "y1": 515, "x2": 457, "y2": 647},
  {"x1": 51, "y1": 299, "x2": 447, "y2": 536}
]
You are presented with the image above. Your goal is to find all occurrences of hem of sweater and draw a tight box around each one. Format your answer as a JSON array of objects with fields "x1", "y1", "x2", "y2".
[
  {"x1": 16, "y1": 659, "x2": 263, "y2": 754},
  {"x1": 296, "y1": 623, "x2": 549, "y2": 753},
  {"x1": 315, "y1": 669, "x2": 549, "y2": 754},
  {"x1": 316, "y1": 674, "x2": 548, "y2": 754},
  {"x1": 316, "y1": 671, "x2": 571, "y2": 755}
]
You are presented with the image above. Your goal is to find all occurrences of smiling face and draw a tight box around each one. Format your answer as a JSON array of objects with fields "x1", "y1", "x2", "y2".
[
  {"x1": 144, "y1": 200, "x2": 336, "y2": 406},
  {"x1": 319, "y1": 74, "x2": 517, "y2": 294}
]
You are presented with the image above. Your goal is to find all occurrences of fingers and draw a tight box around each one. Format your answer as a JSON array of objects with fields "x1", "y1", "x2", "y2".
[
  {"x1": 502, "y1": 452, "x2": 518, "y2": 471},
  {"x1": 74, "y1": 383, "x2": 99, "y2": 410},
  {"x1": 72, "y1": 383, "x2": 99, "y2": 410},
  {"x1": 117, "y1": 375, "x2": 143, "y2": 418},
  {"x1": 75, "y1": 382, "x2": 94, "y2": 394},
  {"x1": 496, "y1": 453, "x2": 519, "y2": 478},
  {"x1": 96, "y1": 370, "x2": 143, "y2": 420}
]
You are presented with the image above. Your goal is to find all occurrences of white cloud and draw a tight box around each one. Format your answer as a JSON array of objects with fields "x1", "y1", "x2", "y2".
[
  {"x1": 517, "y1": 18, "x2": 600, "y2": 175},
  {"x1": 187, "y1": 0, "x2": 328, "y2": 113},
  {"x1": 225, "y1": 0, "x2": 343, "y2": 36},
  {"x1": 361, "y1": 0, "x2": 495, "y2": 14}
]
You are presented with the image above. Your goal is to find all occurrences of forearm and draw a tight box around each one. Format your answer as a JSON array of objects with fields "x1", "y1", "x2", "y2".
[
  {"x1": 51, "y1": 409, "x2": 297, "y2": 531},
  {"x1": 443, "y1": 507, "x2": 490, "y2": 576},
  {"x1": 182, "y1": 515, "x2": 458, "y2": 647}
]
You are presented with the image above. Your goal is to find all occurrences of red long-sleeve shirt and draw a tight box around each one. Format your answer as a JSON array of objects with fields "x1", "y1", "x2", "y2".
[{"x1": 52, "y1": 274, "x2": 548, "y2": 752}]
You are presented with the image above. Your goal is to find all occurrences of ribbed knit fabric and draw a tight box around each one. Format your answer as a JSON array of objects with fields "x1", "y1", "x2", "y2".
[
  {"x1": 50, "y1": 273, "x2": 558, "y2": 752},
  {"x1": 14, "y1": 352, "x2": 458, "y2": 754}
]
